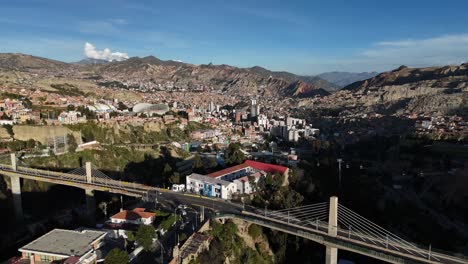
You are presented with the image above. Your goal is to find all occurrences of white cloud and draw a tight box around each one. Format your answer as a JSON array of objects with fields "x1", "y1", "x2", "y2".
[
  {"x1": 361, "y1": 33, "x2": 468, "y2": 67},
  {"x1": 83, "y1": 42, "x2": 129, "y2": 61}
]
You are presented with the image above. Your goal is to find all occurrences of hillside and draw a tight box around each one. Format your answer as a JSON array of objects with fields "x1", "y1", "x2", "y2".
[
  {"x1": 90, "y1": 56, "x2": 337, "y2": 97},
  {"x1": 317, "y1": 71, "x2": 379, "y2": 88},
  {"x1": 303, "y1": 64, "x2": 468, "y2": 116},
  {"x1": 345, "y1": 64, "x2": 468, "y2": 90},
  {"x1": 0, "y1": 53, "x2": 336, "y2": 99},
  {"x1": 0, "y1": 53, "x2": 72, "y2": 72}
]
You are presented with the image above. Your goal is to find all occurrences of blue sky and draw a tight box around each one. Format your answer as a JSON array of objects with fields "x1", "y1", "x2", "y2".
[{"x1": 1, "y1": 0, "x2": 468, "y2": 74}]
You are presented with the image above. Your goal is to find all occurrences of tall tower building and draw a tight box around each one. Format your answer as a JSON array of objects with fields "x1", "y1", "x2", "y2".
[
  {"x1": 209, "y1": 101, "x2": 215, "y2": 112},
  {"x1": 250, "y1": 99, "x2": 258, "y2": 118}
]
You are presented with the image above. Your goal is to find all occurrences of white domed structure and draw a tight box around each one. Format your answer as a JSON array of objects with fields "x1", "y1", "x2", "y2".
[{"x1": 132, "y1": 103, "x2": 170, "y2": 115}]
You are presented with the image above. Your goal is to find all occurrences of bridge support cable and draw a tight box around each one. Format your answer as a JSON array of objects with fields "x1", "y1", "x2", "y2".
[
  {"x1": 338, "y1": 206, "x2": 423, "y2": 256},
  {"x1": 265, "y1": 204, "x2": 330, "y2": 228},
  {"x1": 284, "y1": 207, "x2": 329, "y2": 219},
  {"x1": 337, "y1": 211, "x2": 390, "y2": 248},
  {"x1": 270, "y1": 202, "x2": 327, "y2": 213},
  {"x1": 337, "y1": 204, "x2": 434, "y2": 260},
  {"x1": 338, "y1": 204, "x2": 433, "y2": 259}
]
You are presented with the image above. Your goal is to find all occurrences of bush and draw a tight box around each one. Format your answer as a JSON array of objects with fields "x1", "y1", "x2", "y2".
[
  {"x1": 104, "y1": 248, "x2": 128, "y2": 264},
  {"x1": 248, "y1": 224, "x2": 262, "y2": 240},
  {"x1": 136, "y1": 225, "x2": 157, "y2": 251}
]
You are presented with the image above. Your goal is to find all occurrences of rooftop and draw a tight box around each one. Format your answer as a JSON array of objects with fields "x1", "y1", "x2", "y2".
[
  {"x1": 111, "y1": 208, "x2": 155, "y2": 220},
  {"x1": 188, "y1": 173, "x2": 233, "y2": 186},
  {"x1": 19, "y1": 229, "x2": 106, "y2": 257},
  {"x1": 207, "y1": 160, "x2": 288, "y2": 178}
]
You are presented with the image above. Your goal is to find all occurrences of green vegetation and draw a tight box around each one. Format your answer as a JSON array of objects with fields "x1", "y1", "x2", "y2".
[
  {"x1": 66, "y1": 134, "x2": 77, "y2": 153},
  {"x1": 159, "y1": 213, "x2": 180, "y2": 230},
  {"x1": 66, "y1": 121, "x2": 190, "y2": 144},
  {"x1": 152, "y1": 210, "x2": 170, "y2": 217},
  {"x1": 224, "y1": 143, "x2": 246, "y2": 166},
  {"x1": 0, "y1": 139, "x2": 41, "y2": 152},
  {"x1": 104, "y1": 248, "x2": 129, "y2": 264},
  {"x1": 186, "y1": 121, "x2": 211, "y2": 132},
  {"x1": 49, "y1": 83, "x2": 87, "y2": 97},
  {"x1": 2, "y1": 124, "x2": 14, "y2": 137},
  {"x1": 136, "y1": 225, "x2": 157, "y2": 252},
  {"x1": 248, "y1": 224, "x2": 262, "y2": 240},
  {"x1": 25, "y1": 146, "x2": 149, "y2": 172},
  {"x1": 195, "y1": 220, "x2": 271, "y2": 264},
  {"x1": 126, "y1": 231, "x2": 135, "y2": 242}
]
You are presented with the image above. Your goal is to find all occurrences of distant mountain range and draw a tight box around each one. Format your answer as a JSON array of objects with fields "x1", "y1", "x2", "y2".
[
  {"x1": 0, "y1": 53, "x2": 339, "y2": 98},
  {"x1": 73, "y1": 58, "x2": 109, "y2": 65},
  {"x1": 316, "y1": 71, "x2": 379, "y2": 87},
  {"x1": 1, "y1": 53, "x2": 466, "y2": 116}
]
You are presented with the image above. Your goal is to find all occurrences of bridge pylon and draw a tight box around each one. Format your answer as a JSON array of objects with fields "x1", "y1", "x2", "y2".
[
  {"x1": 9, "y1": 153, "x2": 24, "y2": 221},
  {"x1": 85, "y1": 162, "x2": 96, "y2": 225},
  {"x1": 326, "y1": 196, "x2": 338, "y2": 264}
]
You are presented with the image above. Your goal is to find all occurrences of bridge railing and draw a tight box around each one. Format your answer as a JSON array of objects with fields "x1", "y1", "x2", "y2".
[{"x1": 0, "y1": 163, "x2": 151, "y2": 198}]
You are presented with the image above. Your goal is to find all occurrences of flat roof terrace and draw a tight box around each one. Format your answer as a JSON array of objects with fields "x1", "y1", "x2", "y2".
[{"x1": 19, "y1": 229, "x2": 106, "y2": 258}]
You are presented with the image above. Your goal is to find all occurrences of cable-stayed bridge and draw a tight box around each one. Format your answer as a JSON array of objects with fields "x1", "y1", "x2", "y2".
[
  {"x1": 224, "y1": 198, "x2": 468, "y2": 264},
  {"x1": 0, "y1": 154, "x2": 466, "y2": 264}
]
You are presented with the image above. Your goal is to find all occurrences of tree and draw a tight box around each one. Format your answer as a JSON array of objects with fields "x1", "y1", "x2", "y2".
[
  {"x1": 248, "y1": 224, "x2": 262, "y2": 239},
  {"x1": 169, "y1": 172, "x2": 180, "y2": 184},
  {"x1": 192, "y1": 154, "x2": 204, "y2": 173},
  {"x1": 136, "y1": 225, "x2": 156, "y2": 251},
  {"x1": 208, "y1": 157, "x2": 218, "y2": 169},
  {"x1": 67, "y1": 134, "x2": 78, "y2": 153},
  {"x1": 225, "y1": 143, "x2": 246, "y2": 166},
  {"x1": 67, "y1": 104, "x2": 76, "y2": 111},
  {"x1": 104, "y1": 248, "x2": 128, "y2": 264},
  {"x1": 127, "y1": 231, "x2": 136, "y2": 242},
  {"x1": 117, "y1": 101, "x2": 128, "y2": 111},
  {"x1": 26, "y1": 139, "x2": 36, "y2": 149},
  {"x1": 3, "y1": 124, "x2": 13, "y2": 137}
]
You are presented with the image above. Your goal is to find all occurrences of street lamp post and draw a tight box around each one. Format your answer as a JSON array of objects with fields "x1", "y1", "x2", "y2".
[{"x1": 337, "y1": 158, "x2": 343, "y2": 187}]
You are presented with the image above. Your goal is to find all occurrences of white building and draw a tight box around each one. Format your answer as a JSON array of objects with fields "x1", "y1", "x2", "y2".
[
  {"x1": 257, "y1": 114, "x2": 268, "y2": 128},
  {"x1": 186, "y1": 173, "x2": 237, "y2": 199},
  {"x1": 286, "y1": 116, "x2": 306, "y2": 127},
  {"x1": 232, "y1": 172, "x2": 263, "y2": 194},
  {"x1": 58, "y1": 111, "x2": 86, "y2": 124}
]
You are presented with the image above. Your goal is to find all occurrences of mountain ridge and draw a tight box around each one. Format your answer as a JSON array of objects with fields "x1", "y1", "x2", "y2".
[
  {"x1": 0, "y1": 53, "x2": 337, "y2": 98},
  {"x1": 316, "y1": 71, "x2": 379, "y2": 88}
]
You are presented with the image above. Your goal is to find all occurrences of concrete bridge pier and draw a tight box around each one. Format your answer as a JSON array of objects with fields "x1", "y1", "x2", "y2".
[
  {"x1": 10, "y1": 153, "x2": 24, "y2": 221},
  {"x1": 85, "y1": 162, "x2": 96, "y2": 225},
  {"x1": 326, "y1": 196, "x2": 338, "y2": 264},
  {"x1": 85, "y1": 189, "x2": 96, "y2": 225}
]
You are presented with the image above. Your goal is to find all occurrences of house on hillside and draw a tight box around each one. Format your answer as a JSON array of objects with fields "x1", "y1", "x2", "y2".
[{"x1": 110, "y1": 208, "x2": 156, "y2": 225}]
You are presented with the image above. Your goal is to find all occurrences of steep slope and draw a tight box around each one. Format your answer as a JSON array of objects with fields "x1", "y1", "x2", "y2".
[
  {"x1": 303, "y1": 64, "x2": 468, "y2": 116},
  {"x1": 0, "y1": 53, "x2": 71, "y2": 72},
  {"x1": 283, "y1": 80, "x2": 330, "y2": 98},
  {"x1": 317, "y1": 71, "x2": 379, "y2": 88},
  {"x1": 345, "y1": 65, "x2": 468, "y2": 91}
]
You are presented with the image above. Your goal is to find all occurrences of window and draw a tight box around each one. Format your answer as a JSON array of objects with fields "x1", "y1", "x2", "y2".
[{"x1": 40, "y1": 255, "x2": 51, "y2": 262}]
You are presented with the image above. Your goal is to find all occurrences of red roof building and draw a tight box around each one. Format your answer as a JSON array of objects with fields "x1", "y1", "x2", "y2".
[
  {"x1": 207, "y1": 160, "x2": 289, "y2": 182},
  {"x1": 110, "y1": 208, "x2": 155, "y2": 225}
]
